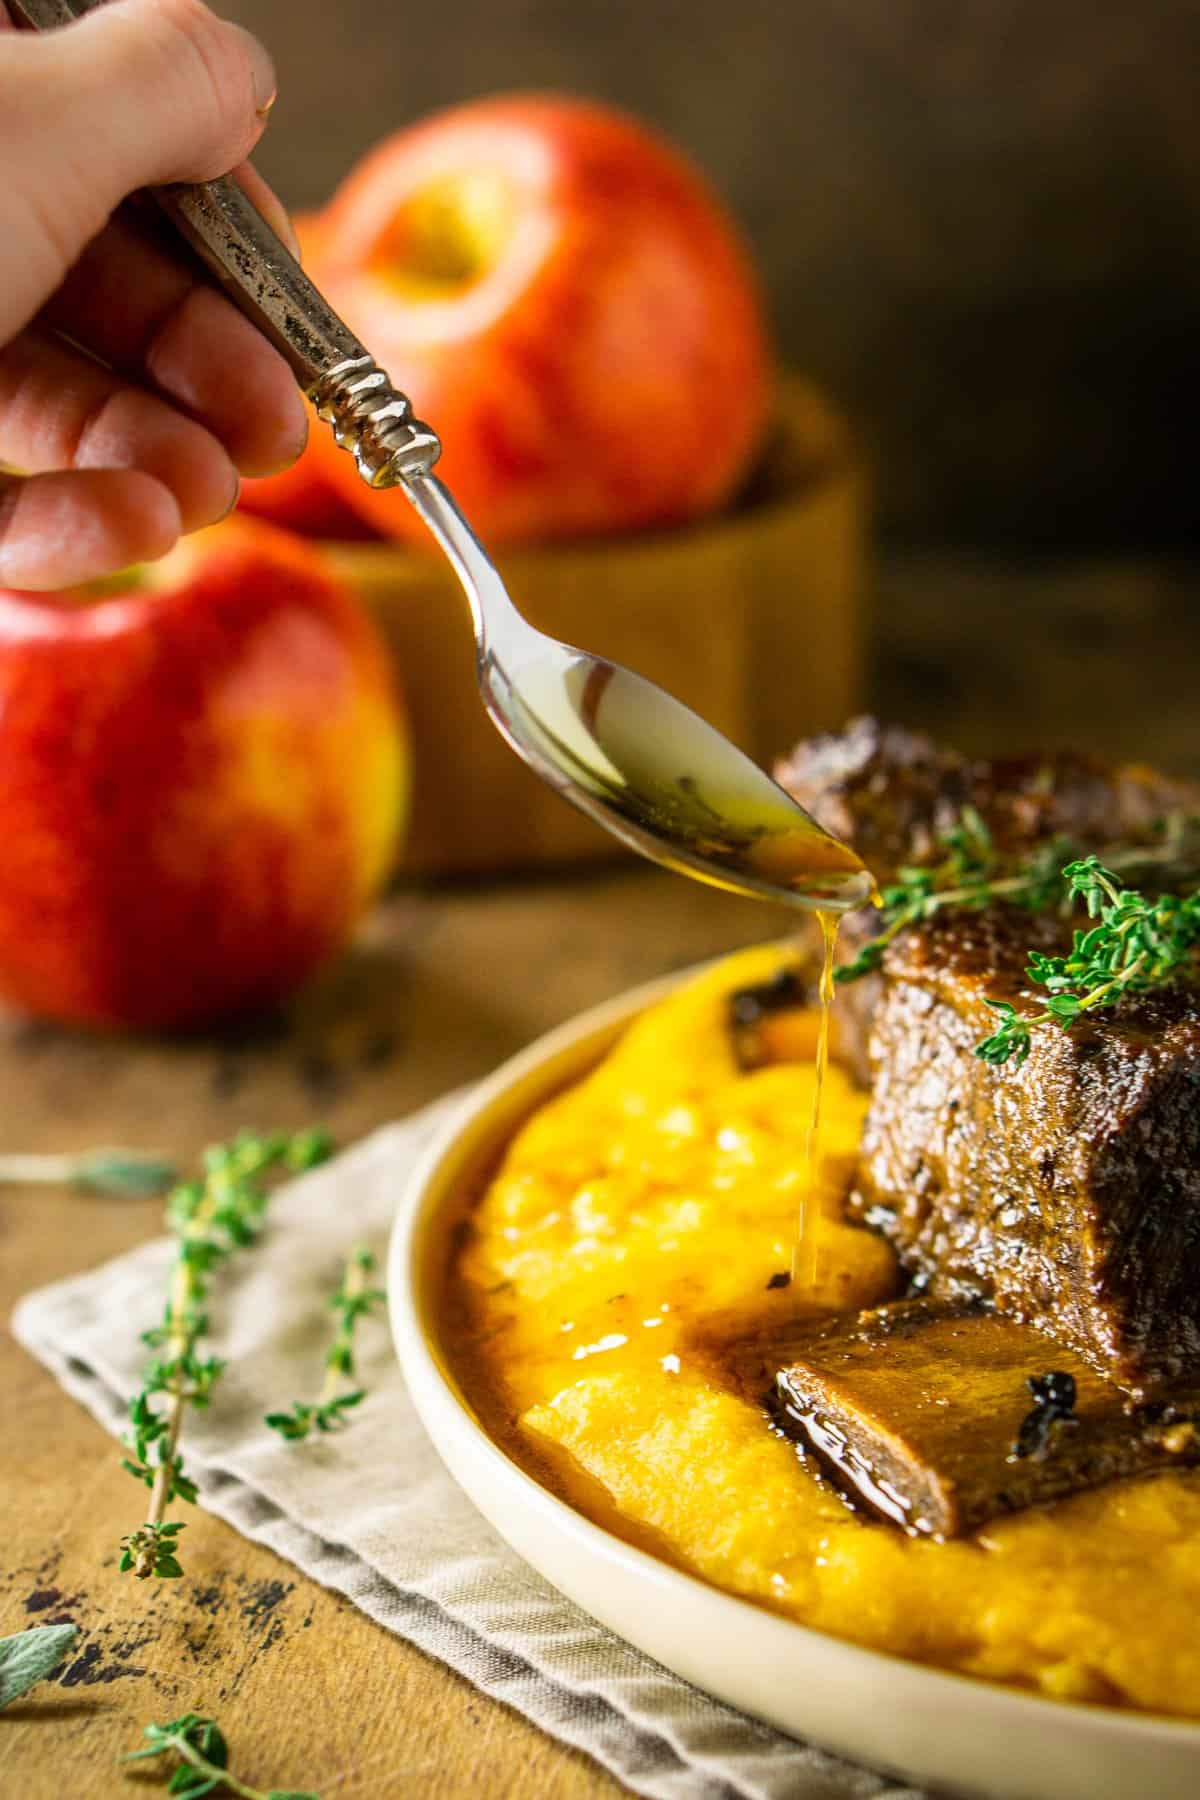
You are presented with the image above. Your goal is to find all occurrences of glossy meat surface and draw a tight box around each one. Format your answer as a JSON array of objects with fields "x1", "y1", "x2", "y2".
[
  {"x1": 851, "y1": 905, "x2": 1200, "y2": 1393},
  {"x1": 772, "y1": 1298, "x2": 1200, "y2": 1536},
  {"x1": 774, "y1": 715, "x2": 1198, "y2": 889},
  {"x1": 774, "y1": 716, "x2": 1200, "y2": 1086}
]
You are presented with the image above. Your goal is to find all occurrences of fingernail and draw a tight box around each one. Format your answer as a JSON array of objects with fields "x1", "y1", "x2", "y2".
[
  {"x1": 218, "y1": 467, "x2": 241, "y2": 524},
  {"x1": 239, "y1": 30, "x2": 277, "y2": 114}
]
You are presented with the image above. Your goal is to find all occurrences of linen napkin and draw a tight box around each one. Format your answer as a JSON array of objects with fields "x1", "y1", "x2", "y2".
[{"x1": 13, "y1": 1102, "x2": 925, "y2": 1800}]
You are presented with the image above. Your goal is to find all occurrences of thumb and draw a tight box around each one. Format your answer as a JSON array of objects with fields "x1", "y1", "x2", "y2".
[{"x1": 1, "y1": 0, "x2": 276, "y2": 337}]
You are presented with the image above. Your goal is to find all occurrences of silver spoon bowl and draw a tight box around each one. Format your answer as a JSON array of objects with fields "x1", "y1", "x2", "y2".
[
  {"x1": 14, "y1": 0, "x2": 872, "y2": 916},
  {"x1": 403, "y1": 474, "x2": 873, "y2": 912}
]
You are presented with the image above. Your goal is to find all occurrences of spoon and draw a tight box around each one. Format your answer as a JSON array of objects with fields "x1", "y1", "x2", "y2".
[
  {"x1": 401, "y1": 474, "x2": 871, "y2": 909},
  {"x1": 16, "y1": 0, "x2": 872, "y2": 915}
]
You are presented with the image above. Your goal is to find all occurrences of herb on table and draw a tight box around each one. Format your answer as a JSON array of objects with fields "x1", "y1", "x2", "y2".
[
  {"x1": 976, "y1": 858, "x2": 1200, "y2": 1066},
  {"x1": 1010, "y1": 1371, "x2": 1078, "y2": 1462},
  {"x1": 0, "y1": 1624, "x2": 78, "y2": 1709},
  {"x1": 265, "y1": 1246, "x2": 385, "y2": 1442},
  {"x1": 121, "y1": 1712, "x2": 319, "y2": 1799},
  {"x1": 119, "y1": 1129, "x2": 332, "y2": 1580},
  {"x1": 0, "y1": 1147, "x2": 177, "y2": 1196}
]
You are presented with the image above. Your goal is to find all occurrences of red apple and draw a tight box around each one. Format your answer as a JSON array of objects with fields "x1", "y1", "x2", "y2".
[
  {"x1": 237, "y1": 213, "x2": 378, "y2": 540},
  {"x1": 0, "y1": 516, "x2": 407, "y2": 1031},
  {"x1": 309, "y1": 94, "x2": 773, "y2": 547}
]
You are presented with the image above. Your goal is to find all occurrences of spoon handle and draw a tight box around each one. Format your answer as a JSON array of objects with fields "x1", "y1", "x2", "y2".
[
  {"x1": 152, "y1": 173, "x2": 442, "y2": 486},
  {"x1": 9, "y1": 0, "x2": 441, "y2": 489}
]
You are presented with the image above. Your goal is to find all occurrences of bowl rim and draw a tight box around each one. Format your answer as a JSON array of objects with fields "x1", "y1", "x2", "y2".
[{"x1": 388, "y1": 955, "x2": 1200, "y2": 1764}]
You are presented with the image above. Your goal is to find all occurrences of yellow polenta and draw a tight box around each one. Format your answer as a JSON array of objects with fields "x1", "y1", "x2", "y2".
[{"x1": 450, "y1": 946, "x2": 1200, "y2": 1714}]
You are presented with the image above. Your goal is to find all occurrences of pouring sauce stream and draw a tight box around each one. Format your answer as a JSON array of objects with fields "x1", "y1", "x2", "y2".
[{"x1": 792, "y1": 910, "x2": 840, "y2": 1289}]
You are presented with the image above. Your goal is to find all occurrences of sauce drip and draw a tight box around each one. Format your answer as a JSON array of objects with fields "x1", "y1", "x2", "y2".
[{"x1": 792, "y1": 910, "x2": 840, "y2": 1289}]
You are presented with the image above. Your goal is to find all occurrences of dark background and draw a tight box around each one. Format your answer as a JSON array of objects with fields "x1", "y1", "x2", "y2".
[{"x1": 227, "y1": 0, "x2": 1200, "y2": 762}]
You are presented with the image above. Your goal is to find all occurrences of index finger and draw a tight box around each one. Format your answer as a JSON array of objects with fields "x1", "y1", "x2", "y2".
[{"x1": 41, "y1": 185, "x2": 309, "y2": 477}]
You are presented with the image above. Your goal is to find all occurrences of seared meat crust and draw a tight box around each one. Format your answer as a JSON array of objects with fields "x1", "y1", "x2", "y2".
[
  {"x1": 774, "y1": 716, "x2": 1197, "y2": 889},
  {"x1": 851, "y1": 906, "x2": 1200, "y2": 1394},
  {"x1": 773, "y1": 719, "x2": 1200, "y2": 1394}
]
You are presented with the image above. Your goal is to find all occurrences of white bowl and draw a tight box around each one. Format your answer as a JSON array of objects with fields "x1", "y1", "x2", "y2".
[{"x1": 388, "y1": 966, "x2": 1200, "y2": 1800}]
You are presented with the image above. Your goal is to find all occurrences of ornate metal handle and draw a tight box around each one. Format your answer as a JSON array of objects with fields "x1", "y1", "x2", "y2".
[{"x1": 8, "y1": 0, "x2": 441, "y2": 489}]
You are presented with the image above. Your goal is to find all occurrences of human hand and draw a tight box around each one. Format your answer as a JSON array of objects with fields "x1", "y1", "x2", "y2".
[{"x1": 0, "y1": 0, "x2": 308, "y2": 588}]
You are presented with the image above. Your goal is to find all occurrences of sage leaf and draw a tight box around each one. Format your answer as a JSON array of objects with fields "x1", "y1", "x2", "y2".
[{"x1": 0, "y1": 1623, "x2": 78, "y2": 1708}]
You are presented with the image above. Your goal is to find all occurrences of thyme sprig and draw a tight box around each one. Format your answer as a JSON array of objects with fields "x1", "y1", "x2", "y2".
[
  {"x1": 835, "y1": 811, "x2": 1200, "y2": 1068},
  {"x1": 121, "y1": 1711, "x2": 319, "y2": 1799},
  {"x1": 977, "y1": 857, "x2": 1200, "y2": 1065},
  {"x1": 0, "y1": 1146, "x2": 177, "y2": 1196},
  {"x1": 834, "y1": 806, "x2": 1070, "y2": 984},
  {"x1": 120, "y1": 1129, "x2": 331, "y2": 1580},
  {"x1": 265, "y1": 1246, "x2": 385, "y2": 1442}
]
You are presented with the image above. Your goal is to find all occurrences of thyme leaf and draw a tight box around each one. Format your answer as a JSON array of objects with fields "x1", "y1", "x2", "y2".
[
  {"x1": 265, "y1": 1247, "x2": 384, "y2": 1443},
  {"x1": 976, "y1": 858, "x2": 1200, "y2": 1066},
  {"x1": 835, "y1": 812, "x2": 1200, "y2": 1067},
  {"x1": 121, "y1": 1712, "x2": 320, "y2": 1799},
  {"x1": 834, "y1": 807, "x2": 1071, "y2": 985}
]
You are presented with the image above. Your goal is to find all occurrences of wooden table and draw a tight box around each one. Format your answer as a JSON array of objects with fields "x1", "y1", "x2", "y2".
[
  {"x1": 0, "y1": 867, "x2": 771, "y2": 1800},
  {"x1": 4, "y1": 548, "x2": 1197, "y2": 1794}
]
